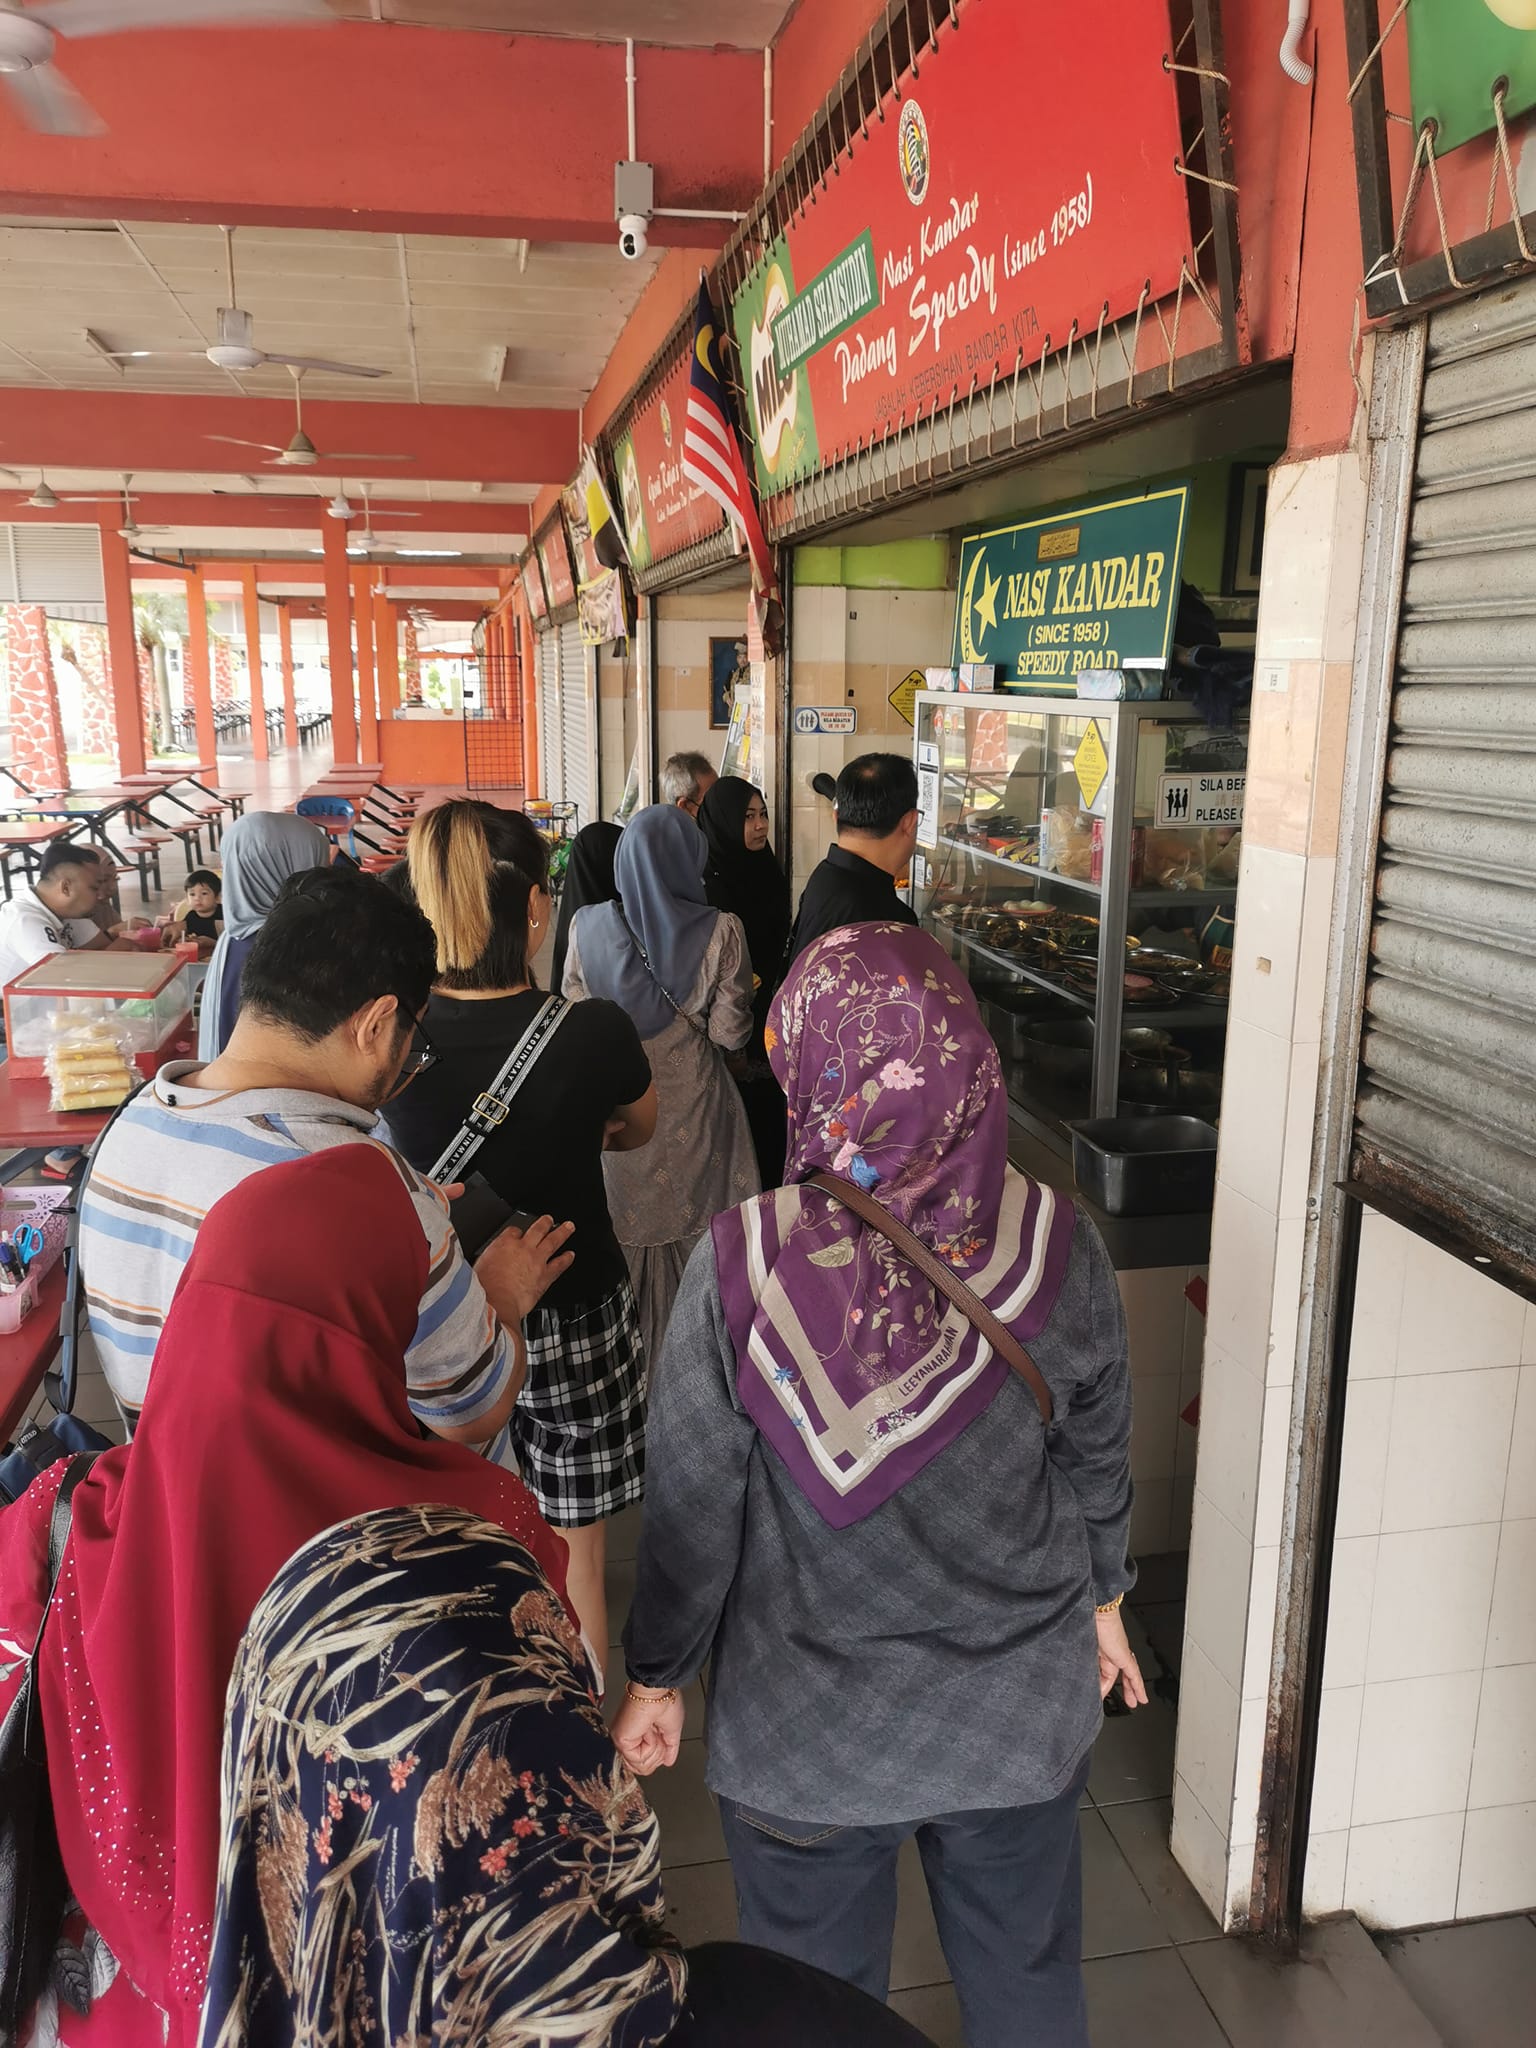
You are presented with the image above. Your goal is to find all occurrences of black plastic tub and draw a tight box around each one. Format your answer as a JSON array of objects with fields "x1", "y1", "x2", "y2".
[{"x1": 1069, "y1": 1116, "x2": 1218, "y2": 1216}]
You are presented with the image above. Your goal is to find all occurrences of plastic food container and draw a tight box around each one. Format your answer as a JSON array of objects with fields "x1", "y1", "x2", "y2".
[
  {"x1": 1069, "y1": 1116, "x2": 1218, "y2": 1216},
  {"x1": 3, "y1": 951, "x2": 195, "y2": 1075}
]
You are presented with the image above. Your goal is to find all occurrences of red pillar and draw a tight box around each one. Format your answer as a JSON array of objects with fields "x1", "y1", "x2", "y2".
[
  {"x1": 239, "y1": 564, "x2": 268, "y2": 763},
  {"x1": 184, "y1": 566, "x2": 217, "y2": 779},
  {"x1": 322, "y1": 517, "x2": 357, "y2": 763},
  {"x1": 4, "y1": 605, "x2": 68, "y2": 790},
  {"x1": 375, "y1": 592, "x2": 400, "y2": 719},
  {"x1": 277, "y1": 605, "x2": 298, "y2": 748},
  {"x1": 99, "y1": 523, "x2": 146, "y2": 778},
  {"x1": 353, "y1": 567, "x2": 378, "y2": 763}
]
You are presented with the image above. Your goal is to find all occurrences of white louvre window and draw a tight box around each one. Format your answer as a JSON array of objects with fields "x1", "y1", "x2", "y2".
[
  {"x1": 558, "y1": 618, "x2": 591, "y2": 829},
  {"x1": 537, "y1": 628, "x2": 562, "y2": 801}
]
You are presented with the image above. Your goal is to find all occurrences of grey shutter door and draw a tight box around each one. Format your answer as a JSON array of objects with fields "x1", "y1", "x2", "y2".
[
  {"x1": 558, "y1": 619, "x2": 591, "y2": 826},
  {"x1": 537, "y1": 630, "x2": 562, "y2": 801},
  {"x1": 1352, "y1": 276, "x2": 1536, "y2": 1271}
]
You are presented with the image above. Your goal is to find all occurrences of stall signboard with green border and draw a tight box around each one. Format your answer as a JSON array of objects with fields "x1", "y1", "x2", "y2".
[
  {"x1": 727, "y1": 0, "x2": 1192, "y2": 502},
  {"x1": 1409, "y1": 0, "x2": 1536, "y2": 156},
  {"x1": 610, "y1": 346, "x2": 727, "y2": 574},
  {"x1": 953, "y1": 485, "x2": 1189, "y2": 690}
]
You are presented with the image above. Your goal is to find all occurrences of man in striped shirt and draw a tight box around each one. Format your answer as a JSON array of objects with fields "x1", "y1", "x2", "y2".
[{"x1": 80, "y1": 864, "x2": 573, "y2": 1452}]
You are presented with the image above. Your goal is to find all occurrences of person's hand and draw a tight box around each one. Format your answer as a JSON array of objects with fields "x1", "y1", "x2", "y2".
[
  {"x1": 612, "y1": 1689, "x2": 686, "y2": 1776},
  {"x1": 474, "y1": 1213, "x2": 575, "y2": 1323},
  {"x1": 1096, "y1": 1605, "x2": 1148, "y2": 1708},
  {"x1": 602, "y1": 1116, "x2": 625, "y2": 1150}
]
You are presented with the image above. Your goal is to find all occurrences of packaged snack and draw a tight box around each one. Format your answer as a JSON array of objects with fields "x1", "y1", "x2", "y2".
[
  {"x1": 1042, "y1": 806, "x2": 1094, "y2": 881},
  {"x1": 46, "y1": 1019, "x2": 135, "y2": 1115}
]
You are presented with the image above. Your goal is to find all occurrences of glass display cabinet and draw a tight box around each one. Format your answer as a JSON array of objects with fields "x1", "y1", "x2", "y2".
[{"x1": 911, "y1": 690, "x2": 1247, "y2": 1152}]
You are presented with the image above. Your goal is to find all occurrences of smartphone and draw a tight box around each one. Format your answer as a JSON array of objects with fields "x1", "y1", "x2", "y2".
[{"x1": 449, "y1": 1174, "x2": 537, "y2": 1261}]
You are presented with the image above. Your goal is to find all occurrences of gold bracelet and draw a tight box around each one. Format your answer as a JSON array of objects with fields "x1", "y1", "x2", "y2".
[
  {"x1": 1095, "y1": 1593, "x2": 1124, "y2": 1615},
  {"x1": 624, "y1": 1682, "x2": 679, "y2": 1706}
]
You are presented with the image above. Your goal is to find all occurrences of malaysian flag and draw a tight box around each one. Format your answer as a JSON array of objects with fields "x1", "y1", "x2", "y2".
[{"x1": 682, "y1": 279, "x2": 778, "y2": 595}]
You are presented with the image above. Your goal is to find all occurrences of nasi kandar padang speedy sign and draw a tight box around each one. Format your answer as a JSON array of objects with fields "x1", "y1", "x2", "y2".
[
  {"x1": 729, "y1": 0, "x2": 1194, "y2": 502},
  {"x1": 953, "y1": 485, "x2": 1190, "y2": 691}
]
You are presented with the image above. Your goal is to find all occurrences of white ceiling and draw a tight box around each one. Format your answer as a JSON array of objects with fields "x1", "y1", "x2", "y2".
[
  {"x1": 0, "y1": 466, "x2": 535, "y2": 505},
  {"x1": 0, "y1": 219, "x2": 659, "y2": 409},
  {"x1": 325, "y1": 1, "x2": 795, "y2": 45}
]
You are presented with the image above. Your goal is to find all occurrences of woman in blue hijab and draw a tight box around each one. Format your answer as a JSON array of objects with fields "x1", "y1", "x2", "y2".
[{"x1": 564, "y1": 804, "x2": 759, "y2": 1366}]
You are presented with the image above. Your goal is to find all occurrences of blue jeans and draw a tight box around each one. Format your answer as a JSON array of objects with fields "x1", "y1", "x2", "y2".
[{"x1": 718, "y1": 1757, "x2": 1089, "y2": 2048}]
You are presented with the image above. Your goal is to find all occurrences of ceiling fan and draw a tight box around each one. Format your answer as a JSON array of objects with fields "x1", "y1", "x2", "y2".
[
  {"x1": 0, "y1": 0, "x2": 330, "y2": 139},
  {"x1": 331, "y1": 481, "x2": 424, "y2": 536},
  {"x1": 206, "y1": 368, "x2": 413, "y2": 470},
  {"x1": 113, "y1": 227, "x2": 388, "y2": 382},
  {"x1": 38, "y1": 471, "x2": 173, "y2": 539}
]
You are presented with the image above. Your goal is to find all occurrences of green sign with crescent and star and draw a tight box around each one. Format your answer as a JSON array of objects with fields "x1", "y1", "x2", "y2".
[{"x1": 953, "y1": 486, "x2": 1189, "y2": 691}]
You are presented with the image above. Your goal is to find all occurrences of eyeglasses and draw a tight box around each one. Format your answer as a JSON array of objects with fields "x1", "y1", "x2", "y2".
[{"x1": 388, "y1": 1015, "x2": 438, "y2": 1101}]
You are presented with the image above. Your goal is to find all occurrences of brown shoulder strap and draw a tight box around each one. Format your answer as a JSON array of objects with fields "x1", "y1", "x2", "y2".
[{"x1": 807, "y1": 1171, "x2": 1054, "y2": 1426}]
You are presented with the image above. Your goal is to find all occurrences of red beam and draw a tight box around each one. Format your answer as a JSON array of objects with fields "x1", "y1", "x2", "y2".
[
  {"x1": 129, "y1": 561, "x2": 499, "y2": 589},
  {"x1": 0, "y1": 26, "x2": 760, "y2": 241},
  {"x1": 0, "y1": 391, "x2": 574, "y2": 488}
]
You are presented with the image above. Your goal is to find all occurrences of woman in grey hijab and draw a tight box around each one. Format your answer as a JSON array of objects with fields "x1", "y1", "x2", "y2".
[
  {"x1": 196, "y1": 811, "x2": 332, "y2": 1058},
  {"x1": 563, "y1": 805, "x2": 759, "y2": 1365}
]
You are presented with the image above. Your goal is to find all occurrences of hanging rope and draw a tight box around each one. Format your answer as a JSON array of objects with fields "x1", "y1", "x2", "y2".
[
  {"x1": 1347, "y1": 0, "x2": 1412, "y2": 106},
  {"x1": 1491, "y1": 82, "x2": 1536, "y2": 263}
]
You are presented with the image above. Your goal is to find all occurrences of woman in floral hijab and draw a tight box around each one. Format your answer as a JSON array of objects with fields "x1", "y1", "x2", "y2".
[
  {"x1": 200, "y1": 1503, "x2": 935, "y2": 2048},
  {"x1": 613, "y1": 924, "x2": 1142, "y2": 2048}
]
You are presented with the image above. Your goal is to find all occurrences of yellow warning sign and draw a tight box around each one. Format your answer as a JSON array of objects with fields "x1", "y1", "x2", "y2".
[
  {"x1": 1073, "y1": 720, "x2": 1109, "y2": 809},
  {"x1": 888, "y1": 669, "x2": 924, "y2": 727}
]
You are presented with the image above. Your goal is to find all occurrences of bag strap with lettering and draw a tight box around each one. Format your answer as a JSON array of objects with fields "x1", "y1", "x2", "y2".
[
  {"x1": 807, "y1": 1170, "x2": 1054, "y2": 1426},
  {"x1": 428, "y1": 995, "x2": 572, "y2": 1184}
]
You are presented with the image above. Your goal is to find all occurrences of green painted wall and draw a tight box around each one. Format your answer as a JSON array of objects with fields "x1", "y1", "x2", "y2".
[{"x1": 794, "y1": 537, "x2": 951, "y2": 590}]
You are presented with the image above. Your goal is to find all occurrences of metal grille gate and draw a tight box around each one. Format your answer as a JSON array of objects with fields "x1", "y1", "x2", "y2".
[{"x1": 1351, "y1": 276, "x2": 1536, "y2": 1278}]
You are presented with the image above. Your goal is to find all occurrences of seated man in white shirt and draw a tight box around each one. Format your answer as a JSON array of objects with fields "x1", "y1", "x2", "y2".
[
  {"x1": 0, "y1": 840, "x2": 138, "y2": 1173},
  {"x1": 0, "y1": 839, "x2": 136, "y2": 992}
]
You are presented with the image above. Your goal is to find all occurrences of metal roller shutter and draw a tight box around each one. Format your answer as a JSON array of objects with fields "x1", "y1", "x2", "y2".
[
  {"x1": 537, "y1": 630, "x2": 562, "y2": 801},
  {"x1": 1352, "y1": 276, "x2": 1536, "y2": 1273},
  {"x1": 558, "y1": 619, "x2": 591, "y2": 828}
]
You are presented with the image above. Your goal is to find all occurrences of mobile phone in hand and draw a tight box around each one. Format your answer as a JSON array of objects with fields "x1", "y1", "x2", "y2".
[{"x1": 450, "y1": 1173, "x2": 536, "y2": 1261}]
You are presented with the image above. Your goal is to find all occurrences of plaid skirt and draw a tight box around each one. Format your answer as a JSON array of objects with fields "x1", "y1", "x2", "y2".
[{"x1": 511, "y1": 1277, "x2": 647, "y2": 1527}]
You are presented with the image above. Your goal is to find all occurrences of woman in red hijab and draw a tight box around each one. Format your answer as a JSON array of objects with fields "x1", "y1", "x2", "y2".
[{"x1": 0, "y1": 1144, "x2": 566, "y2": 2048}]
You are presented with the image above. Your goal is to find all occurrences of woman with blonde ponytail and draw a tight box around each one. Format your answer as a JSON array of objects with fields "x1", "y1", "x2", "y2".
[{"x1": 385, "y1": 800, "x2": 657, "y2": 1670}]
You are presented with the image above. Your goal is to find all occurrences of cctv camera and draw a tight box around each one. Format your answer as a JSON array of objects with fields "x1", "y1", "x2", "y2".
[{"x1": 618, "y1": 214, "x2": 649, "y2": 261}]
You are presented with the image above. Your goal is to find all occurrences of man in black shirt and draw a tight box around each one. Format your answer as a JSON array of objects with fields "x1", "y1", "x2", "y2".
[{"x1": 788, "y1": 752, "x2": 921, "y2": 964}]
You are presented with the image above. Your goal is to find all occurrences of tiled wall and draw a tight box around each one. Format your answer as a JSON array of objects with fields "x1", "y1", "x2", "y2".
[
  {"x1": 1172, "y1": 448, "x2": 1368, "y2": 1925},
  {"x1": 1300, "y1": 1220, "x2": 1536, "y2": 1926},
  {"x1": 788, "y1": 583, "x2": 952, "y2": 887},
  {"x1": 1118, "y1": 1265, "x2": 1207, "y2": 1558},
  {"x1": 655, "y1": 589, "x2": 745, "y2": 778}
]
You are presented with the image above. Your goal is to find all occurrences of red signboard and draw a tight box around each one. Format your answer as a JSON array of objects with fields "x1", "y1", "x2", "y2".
[
  {"x1": 522, "y1": 547, "x2": 548, "y2": 624},
  {"x1": 611, "y1": 345, "x2": 727, "y2": 571},
  {"x1": 536, "y1": 517, "x2": 576, "y2": 612},
  {"x1": 730, "y1": 0, "x2": 1194, "y2": 496}
]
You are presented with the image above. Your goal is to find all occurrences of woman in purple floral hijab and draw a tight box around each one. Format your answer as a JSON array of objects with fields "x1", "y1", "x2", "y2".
[
  {"x1": 614, "y1": 924, "x2": 1142, "y2": 2048},
  {"x1": 720, "y1": 920, "x2": 1076, "y2": 1526}
]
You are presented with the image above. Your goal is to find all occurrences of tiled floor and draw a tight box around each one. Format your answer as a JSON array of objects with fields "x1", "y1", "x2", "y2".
[
  {"x1": 604, "y1": 1513, "x2": 1229, "y2": 2045},
  {"x1": 603, "y1": 1509, "x2": 1536, "y2": 2045}
]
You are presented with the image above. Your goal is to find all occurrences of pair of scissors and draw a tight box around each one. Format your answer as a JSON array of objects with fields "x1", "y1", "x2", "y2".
[{"x1": 8, "y1": 1223, "x2": 44, "y2": 1270}]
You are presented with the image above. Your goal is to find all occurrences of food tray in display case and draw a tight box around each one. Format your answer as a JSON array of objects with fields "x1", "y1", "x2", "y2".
[
  {"x1": 2, "y1": 949, "x2": 196, "y2": 1078},
  {"x1": 911, "y1": 691, "x2": 1246, "y2": 1157}
]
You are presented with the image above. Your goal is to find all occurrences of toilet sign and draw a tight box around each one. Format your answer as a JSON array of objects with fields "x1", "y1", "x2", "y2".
[
  {"x1": 794, "y1": 706, "x2": 858, "y2": 736},
  {"x1": 1156, "y1": 771, "x2": 1246, "y2": 828}
]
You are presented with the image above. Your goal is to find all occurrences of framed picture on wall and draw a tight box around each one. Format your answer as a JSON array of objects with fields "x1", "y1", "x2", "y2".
[
  {"x1": 710, "y1": 634, "x2": 749, "y2": 729},
  {"x1": 1223, "y1": 463, "x2": 1268, "y2": 595}
]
